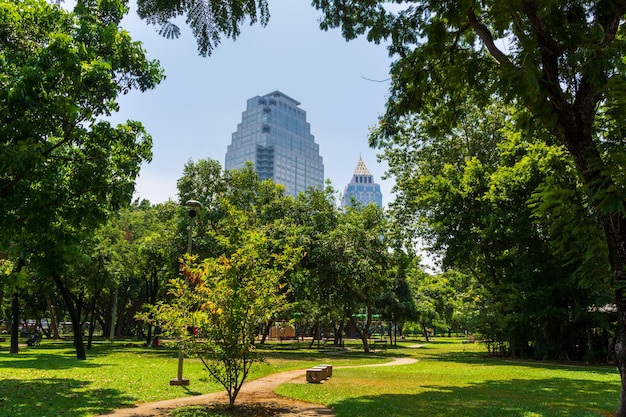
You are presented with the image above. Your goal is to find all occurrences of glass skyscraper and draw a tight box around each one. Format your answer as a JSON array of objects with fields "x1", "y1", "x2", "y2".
[
  {"x1": 224, "y1": 91, "x2": 324, "y2": 197},
  {"x1": 341, "y1": 156, "x2": 383, "y2": 208}
]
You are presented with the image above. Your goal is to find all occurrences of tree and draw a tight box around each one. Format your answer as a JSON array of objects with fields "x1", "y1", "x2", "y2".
[
  {"x1": 0, "y1": 0, "x2": 163, "y2": 359},
  {"x1": 378, "y1": 97, "x2": 612, "y2": 359},
  {"x1": 326, "y1": 204, "x2": 393, "y2": 352},
  {"x1": 0, "y1": 258, "x2": 27, "y2": 354},
  {"x1": 136, "y1": 0, "x2": 269, "y2": 56},
  {"x1": 407, "y1": 268, "x2": 479, "y2": 341},
  {"x1": 176, "y1": 159, "x2": 295, "y2": 262},
  {"x1": 375, "y1": 251, "x2": 419, "y2": 345},
  {"x1": 313, "y1": 2, "x2": 626, "y2": 411},
  {"x1": 87, "y1": 201, "x2": 179, "y2": 344},
  {"x1": 134, "y1": 201, "x2": 180, "y2": 345},
  {"x1": 144, "y1": 201, "x2": 302, "y2": 407},
  {"x1": 288, "y1": 184, "x2": 343, "y2": 346},
  {"x1": 140, "y1": 162, "x2": 302, "y2": 404}
]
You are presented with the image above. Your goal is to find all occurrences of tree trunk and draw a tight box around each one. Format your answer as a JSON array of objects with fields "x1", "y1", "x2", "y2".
[
  {"x1": 52, "y1": 273, "x2": 86, "y2": 360},
  {"x1": 45, "y1": 292, "x2": 62, "y2": 339},
  {"x1": 551, "y1": 103, "x2": 626, "y2": 416},
  {"x1": 88, "y1": 313, "x2": 96, "y2": 350},
  {"x1": 260, "y1": 319, "x2": 273, "y2": 344},
  {"x1": 421, "y1": 321, "x2": 430, "y2": 342},
  {"x1": 350, "y1": 316, "x2": 371, "y2": 353},
  {"x1": 10, "y1": 291, "x2": 19, "y2": 354},
  {"x1": 145, "y1": 271, "x2": 159, "y2": 346},
  {"x1": 613, "y1": 290, "x2": 626, "y2": 417},
  {"x1": 332, "y1": 322, "x2": 342, "y2": 346},
  {"x1": 9, "y1": 258, "x2": 25, "y2": 354},
  {"x1": 599, "y1": 211, "x2": 626, "y2": 417},
  {"x1": 109, "y1": 286, "x2": 118, "y2": 342},
  {"x1": 308, "y1": 322, "x2": 318, "y2": 349},
  {"x1": 87, "y1": 291, "x2": 99, "y2": 350}
]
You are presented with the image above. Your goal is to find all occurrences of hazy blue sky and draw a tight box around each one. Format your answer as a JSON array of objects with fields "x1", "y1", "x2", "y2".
[{"x1": 106, "y1": 0, "x2": 396, "y2": 205}]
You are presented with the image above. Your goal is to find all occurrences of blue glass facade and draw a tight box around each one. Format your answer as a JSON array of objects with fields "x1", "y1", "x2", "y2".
[
  {"x1": 225, "y1": 91, "x2": 324, "y2": 197},
  {"x1": 341, "y1": 157, "x2": 383, "y2": 208}
]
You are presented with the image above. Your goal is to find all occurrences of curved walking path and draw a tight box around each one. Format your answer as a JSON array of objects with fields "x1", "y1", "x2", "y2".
[{"x1": 97, "y1": 357, "x2": 417, "y2": 417}]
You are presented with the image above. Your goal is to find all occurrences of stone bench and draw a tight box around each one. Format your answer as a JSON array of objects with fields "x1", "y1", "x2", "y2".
[{"x1": 306, "y1": 364, "x2": 332, "y2": 383}]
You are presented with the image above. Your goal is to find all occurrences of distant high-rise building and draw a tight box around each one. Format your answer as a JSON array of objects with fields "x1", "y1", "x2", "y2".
[
  {"x1": 341, "y1": 156, "x2": 383, "y2": 208},
  {"x1": 224, "y1": 91, "x2": 324, "y2": 197}
]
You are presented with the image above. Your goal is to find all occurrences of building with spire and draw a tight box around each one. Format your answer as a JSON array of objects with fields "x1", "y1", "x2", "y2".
[
  {"x1": 224, "y1": 91, "x2": 324, "y2": 197},
  {"x1": 341, "y1": 156, "x2": 383, "y2": 208}
]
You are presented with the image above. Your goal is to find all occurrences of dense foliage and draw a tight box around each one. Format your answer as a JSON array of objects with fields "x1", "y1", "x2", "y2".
[
  {"x1": 0, "y1": 0, "x2": 163, "y2": 359},
  {"x1": 311, "y1": 1, "x2": 626, "y2": 413},
  {"x1": 380, "y1": 99, "x2": 613, "y2": 360},
  {"x1": 3, "y1": 3, "x2": 625, "y2": 414}
]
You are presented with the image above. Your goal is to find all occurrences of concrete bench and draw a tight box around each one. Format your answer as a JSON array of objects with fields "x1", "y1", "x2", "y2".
[
  {"x1": 318, "y1": 364, "x2": 332, "y2": 378},
  {"x1": 306, "y1": 364, "x2": 332, "y2": 383}
]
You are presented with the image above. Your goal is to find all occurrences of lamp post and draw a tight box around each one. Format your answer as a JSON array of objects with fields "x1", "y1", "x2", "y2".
[{"x1": 170, "y1": 199, "x2": 201, "y2": 386}]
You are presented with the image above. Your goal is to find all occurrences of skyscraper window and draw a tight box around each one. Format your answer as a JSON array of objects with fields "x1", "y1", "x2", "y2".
[
  {"x1": 341, "y1": 156, "x2": 383, "y2": 208},
  {"x1": 225, "y1": 91, "x2": 324, "y2": 197}
]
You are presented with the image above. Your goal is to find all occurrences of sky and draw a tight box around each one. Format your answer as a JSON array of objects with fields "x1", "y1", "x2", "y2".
[{"x1": 105, "y1": 0, "x2": 396, "y2": 206}]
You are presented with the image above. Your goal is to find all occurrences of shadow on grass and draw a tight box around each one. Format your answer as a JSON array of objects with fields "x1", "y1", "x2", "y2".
[
  {"x1": 0, "y1": 351, "x2": 103, "y2": 370},
  {"x1": 331, "y1": 377, "x2": 618, "y2": 417},
  {"x1": 260, "y1": 349, "x2": 411, "y2": 368},
  {"x1": 0, "y1": 341, "x2": 176, "y2": 370},
  {"x1": 0, "y1": 377, "x2": 135, "y2": 417},
  {"x1": 259, "y1": 340, "x2": 414, "y2": 360},
  {"x1": 432, "y1": 348, "x2": 620, "y2": 376}
]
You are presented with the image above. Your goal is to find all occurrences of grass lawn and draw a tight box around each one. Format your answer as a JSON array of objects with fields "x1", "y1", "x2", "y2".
[
  {"x1": 0, "y1": 336, "x2": 621, "y2": 417},
  {"x1": 276, "y1": 339, "x2": 621, "y2": 417},
  {"x1": 0, "y1": 337, "x2": 384, "y2": 417}
]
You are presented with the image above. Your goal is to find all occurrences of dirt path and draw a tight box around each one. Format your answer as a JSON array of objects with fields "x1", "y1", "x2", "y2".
[{"x1": 97, "y1": 357, "x2": 418, "y2": 417}]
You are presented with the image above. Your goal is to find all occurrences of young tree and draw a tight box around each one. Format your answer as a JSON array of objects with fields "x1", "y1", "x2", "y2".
[
  {"x1": 144, "y1": 202, "x2": 302, "y2": 407},
  {"x1": 0, "y1": 0, "x2": 163, "y2": 359}
]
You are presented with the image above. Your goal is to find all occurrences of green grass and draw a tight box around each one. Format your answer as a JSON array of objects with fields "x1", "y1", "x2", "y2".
[
  {"x1": 0, "y1": 337, "x2": 385, "y2": 417},
  {"x1": 276, "y1": 339, "x2": 621, "y2": 417},
  {"x1": 0, "y1": 337, "x2": 621, "y2": 417}
]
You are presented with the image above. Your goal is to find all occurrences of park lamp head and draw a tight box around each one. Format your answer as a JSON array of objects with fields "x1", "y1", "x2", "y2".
[{"x1": 185, "y1": 199, "x2": 201, "y2": 218}]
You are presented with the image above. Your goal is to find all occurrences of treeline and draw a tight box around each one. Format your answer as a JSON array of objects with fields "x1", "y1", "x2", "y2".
[
  {"x1": 378, "y1": 100, "x2": 614, "y2": 362},
  {"x1": 2, "y1": 155, "x2": 615, "y2": 363},
  {"x1": 1, "y1": 0, "x2": 619, "y2": 366}
]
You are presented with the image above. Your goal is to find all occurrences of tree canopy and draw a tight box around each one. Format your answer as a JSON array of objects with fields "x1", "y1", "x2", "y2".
[
  {"x1": 0, "y1": 0, "x2": 164, "y2": 359},
  {"x1": 311, "y1": 1, "x2": 626, "y2": 413},
  {"x1": 136, "y1": 0, "x2": 269, "y2": 56},
  {"x1": 143, "y1": 160, "x2": 302, "y2": 406}
]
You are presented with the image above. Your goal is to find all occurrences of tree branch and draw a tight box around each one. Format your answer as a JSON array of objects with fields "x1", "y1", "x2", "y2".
[
  {"x1": 466, "y1": 8, "x2": 513, "y2": 69},
  {"x1": 596, "y1": 0, "x2": 626, "y2": 48}
]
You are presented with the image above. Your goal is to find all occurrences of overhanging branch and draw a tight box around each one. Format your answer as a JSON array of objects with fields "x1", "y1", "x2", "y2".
[{"x1": 466, "y1": 8, "x2": 513, "y2": 69}]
